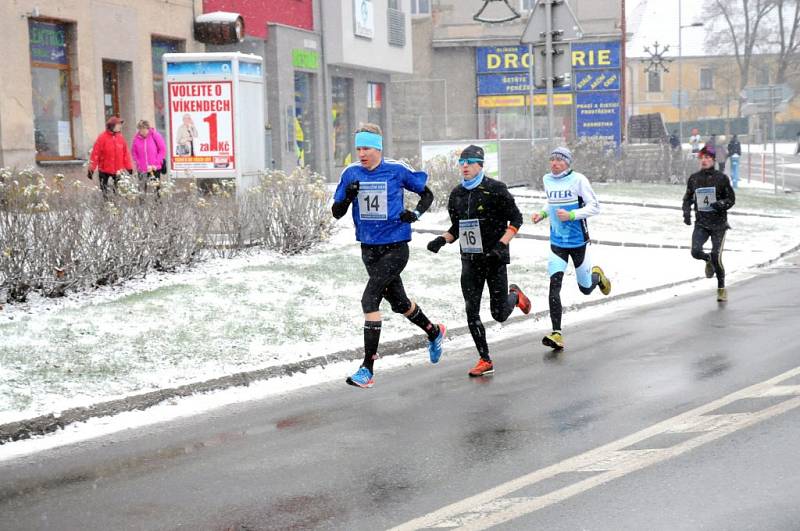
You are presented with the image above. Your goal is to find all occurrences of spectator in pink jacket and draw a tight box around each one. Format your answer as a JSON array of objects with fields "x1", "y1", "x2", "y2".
[{"x1": 131, "y1": 119, "x2": 166, "y2": 194}]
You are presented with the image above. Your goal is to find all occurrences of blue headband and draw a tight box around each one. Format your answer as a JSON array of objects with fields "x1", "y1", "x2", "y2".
[{"x1": 355, "y1": 131, "x2": 383, "y2": 151}]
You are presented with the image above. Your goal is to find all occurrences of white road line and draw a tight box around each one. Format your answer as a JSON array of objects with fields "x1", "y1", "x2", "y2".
[{"x1": 390, "y1": 366, "x2": 800, "y2": 531}]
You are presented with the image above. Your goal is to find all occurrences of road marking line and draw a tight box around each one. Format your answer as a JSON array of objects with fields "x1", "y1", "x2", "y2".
[{"x1": 390, "y1": 366, "x2": 800, "y2": 531}]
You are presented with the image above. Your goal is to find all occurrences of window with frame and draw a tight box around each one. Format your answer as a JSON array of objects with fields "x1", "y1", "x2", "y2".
[
  {"x1": 367, "y1": 81, "x2": 385, "y2": 132},
  {"x1": 332, "y1": 77, "x2": 354, "y2": 166},
  {"x1": 29, "y1": 20, "x2": 74, "y2": 160},
  {"x1": 151, "y1": 37, "x2": 184, "y2": 134},
  {"x1": 647, "y1": 70, "x2": 662, "y2": 93},
  {"x1": 411, "y1": 0, "x2": 431, "y2": 15},
  {"x1": 700, "y1": 68, "x2": 713, "y2": 90}
]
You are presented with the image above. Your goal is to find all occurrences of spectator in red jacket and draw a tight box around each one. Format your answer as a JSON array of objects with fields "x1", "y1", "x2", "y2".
[{"x1": 88, "y1": 116, "x2": 133, "y2": 196}]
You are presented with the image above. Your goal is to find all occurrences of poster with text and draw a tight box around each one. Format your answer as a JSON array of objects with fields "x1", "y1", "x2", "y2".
[{"x1": 168, "y1": 81, "x2": 235, "y2": 171}]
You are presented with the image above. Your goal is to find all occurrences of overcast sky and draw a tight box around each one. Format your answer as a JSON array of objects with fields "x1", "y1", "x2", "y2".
[{"x1": 626, "y1": 0, "x2": 708, "y2": 58}]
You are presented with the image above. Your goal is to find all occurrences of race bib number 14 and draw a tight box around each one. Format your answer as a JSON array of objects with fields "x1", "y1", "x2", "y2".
[
  {"x1": 358, "y1": 182, "x2": 388, "y2": 220},
  {"x1": 696, "y1": 186, "x2": 717, "y2": 212}
]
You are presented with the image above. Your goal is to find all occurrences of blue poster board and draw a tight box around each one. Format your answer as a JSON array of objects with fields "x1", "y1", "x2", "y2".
[
  {"x1": 575, "y1": 92, "x2": 621, "y2": 145},
  {"x1": 28, "y1": 21, "x2": 68, "y2": 65},
  {"x1": 476, "y1": 46, "x2": 532, "y2": 74},
  {"x1": 574, "y1": 69, "x2": 620, "y2": 92},
  {"x1": 571, "y1": 41, "x2": 620, "y2": 70}
]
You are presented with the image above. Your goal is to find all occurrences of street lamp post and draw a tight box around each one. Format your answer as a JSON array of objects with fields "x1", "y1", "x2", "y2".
[{"x1": 678, "y1": 0, "x2": 703, "y2": 146}]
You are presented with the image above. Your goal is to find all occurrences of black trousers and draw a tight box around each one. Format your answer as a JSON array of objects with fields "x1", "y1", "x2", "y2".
[
  {"x1": 361, "y1": 242, "x2": 412, "y2": 314},
  {"x1": 461, "y1": 257, "x2": 516, "y2": 360},
  {"x1": 548, "y1": 244, "x2": 599, "y2": 332},
  {"x1": 691, "y1": 224, "x2": 727, "y2": 288},
  {"x1": 98, "y1": 172, "x2": 120, "y2": 196}
]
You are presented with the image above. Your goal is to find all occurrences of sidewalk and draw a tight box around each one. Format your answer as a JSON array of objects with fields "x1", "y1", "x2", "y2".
[{"x1": 1, "y1": 182, "x2": 799, "y2": 442}]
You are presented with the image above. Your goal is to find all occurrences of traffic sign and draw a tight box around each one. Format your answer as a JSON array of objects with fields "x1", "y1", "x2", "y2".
[
  {"x1": 742, "y1": 101, "x2": 789, "y2": 116},
  {"x1": 740, "y1": 84, "x2": 794, "y2": 104},
  {"x1": 533, "y1": 42, "x2": 571, "y2": 88},
  {"x1": 671, "y1": 90, "x2": 689, "y2": 108},
  {"x1": 521, "y1": 0, "x2": 583, "y2": 43}
]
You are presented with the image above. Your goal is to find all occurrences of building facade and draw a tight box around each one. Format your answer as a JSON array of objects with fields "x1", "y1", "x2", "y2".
[
  {"x1": 207, "y1": 0, "x2": 414, "y2": 180},
  {"x1": 391, "y1": 0, "x2": 624, "y2": 172},
  {"x1": 1, "y1": 0, "x2": 415, "y2": 182},
  {"x1": 0, "y1": 0, "x2": 203, "y2": 174},
  {"x1": 626, "y1": 54, "x2": 800, "y2": 141}
]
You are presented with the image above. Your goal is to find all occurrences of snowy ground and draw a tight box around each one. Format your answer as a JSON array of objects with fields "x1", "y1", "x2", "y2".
[{"x1": 1, "y1": 181, "x2": 799, "y2": 426}]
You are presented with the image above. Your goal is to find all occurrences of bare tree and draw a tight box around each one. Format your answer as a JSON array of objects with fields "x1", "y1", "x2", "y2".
[
  {"x1": 705, "y1": 0, "x2": 777, "y2": 115},
  {"x1": 771, "y1": 0, "x2": 800, "y2": 83}
]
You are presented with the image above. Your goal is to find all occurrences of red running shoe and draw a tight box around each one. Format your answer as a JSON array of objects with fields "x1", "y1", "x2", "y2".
[
  {"x1": 509, "y1": 283, "x2": 531, "y2": 314},
  {"x1": 468, "y1": 359, "x2": 495, "y2": 377}
]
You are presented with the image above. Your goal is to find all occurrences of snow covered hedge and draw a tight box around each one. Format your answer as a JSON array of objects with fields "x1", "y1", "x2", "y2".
[{"x1": 0, "y1": 167, "x2": 332, "y2": 303}]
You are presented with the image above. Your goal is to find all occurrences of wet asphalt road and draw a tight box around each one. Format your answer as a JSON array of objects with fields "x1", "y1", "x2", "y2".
[{"x1": 1, "y1": 257, "x2": 799, "y2": 530}]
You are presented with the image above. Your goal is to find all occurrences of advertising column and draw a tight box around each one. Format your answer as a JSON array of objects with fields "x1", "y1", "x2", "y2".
[
  {"x1": 163, "y1": 52, "x2": 265, "y2": 188},
  {"x1": 572, "y1": 42, "x2": 622, "y2": 147}
]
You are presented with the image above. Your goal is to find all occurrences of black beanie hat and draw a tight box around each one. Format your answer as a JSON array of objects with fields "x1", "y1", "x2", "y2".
[{"x1": 459, "y1": 145, "x2": 485, "y2": 166}]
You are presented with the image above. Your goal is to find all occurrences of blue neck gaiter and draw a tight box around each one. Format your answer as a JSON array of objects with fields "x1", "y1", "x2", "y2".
[{"x1": 462, "y1": 170, "x2": 485, "y2": 190}]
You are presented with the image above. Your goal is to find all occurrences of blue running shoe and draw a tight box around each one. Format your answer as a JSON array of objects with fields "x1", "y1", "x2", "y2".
[
  {"x1": 428, "y1": 324, "x2": 446, "y2": 364},
  {"x1": 346, "y1": 366, "x2": 374, "y2": 388}
]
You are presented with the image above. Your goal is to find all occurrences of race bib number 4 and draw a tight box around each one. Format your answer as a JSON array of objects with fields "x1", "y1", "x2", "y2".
[
  {"x1": 358, "y1": 182, "x2": 388, "y2": 220},
  {"x1": 696, "y1": 186, "x2": 717, "y2": 212},
  {"x1": 459, "y1": 219, "x2": 483, "y2": 254}
]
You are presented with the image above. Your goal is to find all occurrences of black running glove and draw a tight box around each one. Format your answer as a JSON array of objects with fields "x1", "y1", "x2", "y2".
[
  {"x1": 487, "y1": 241, "x2": 508, "y2": 259},
  {"x1": 683, "y1": 215, "x2": 691, "y2": 226},
  {"x1": 427, "y1": 236, "x2": 446, "y2": 253},
  {"x1": 345, "y1": 181, "x2": 360, "y2": 202},
  {"x1": 87, "y1": 169, "x2": 94, "y2": 180},
  {"x1": 709, "y1": 201, "x2": 724, "y2": 212},
  {"x1": 400, "y1": 209, "x2": 418, "y2": 223}
]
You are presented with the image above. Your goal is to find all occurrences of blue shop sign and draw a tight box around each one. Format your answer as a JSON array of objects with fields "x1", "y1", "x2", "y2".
[
  {"x1": 29, "y1": 21, "x2": 68, "y2": 65},
  {"x1": 574, "y1": 69, "x2": 621, "y2": 92},
  {"x1": 575, "y1": 92, "x2": 621, "y2": 146},
  {"x1": 476, "y1": 45, "x2": 532, "y2": 74},
  {"x1": 477, "y1": 73, "x2": 573, "y2": 96},
  {"x1": 572, "y1": 41, "x2": 620, "y2": 70}
]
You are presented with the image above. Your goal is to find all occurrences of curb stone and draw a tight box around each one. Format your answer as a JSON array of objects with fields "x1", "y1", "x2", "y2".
[{"x1": 1, "y1": 243, "x2": 799, "y2": 445}]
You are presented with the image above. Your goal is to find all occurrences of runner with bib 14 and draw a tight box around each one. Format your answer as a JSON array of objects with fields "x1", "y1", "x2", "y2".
[{"x1": 331, "y1": 123, "x2": 446, "y2": 389}]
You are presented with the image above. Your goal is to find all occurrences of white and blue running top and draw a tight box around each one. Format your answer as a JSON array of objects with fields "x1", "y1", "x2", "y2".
[{"x1": 541, "y1": 170, "x2": 600, "y2": 248}]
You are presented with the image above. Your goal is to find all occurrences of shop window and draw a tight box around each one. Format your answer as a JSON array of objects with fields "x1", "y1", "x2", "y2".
[
  {"x1": 647, "y1": 70, "x2": 661, "y2": 93},
  {"x1": 700, "y1": 68, "x2": 714, "y2": 90},
  {"x1": 367, "y1": 81, "x2": 385, "y2": 132},
  {"x1": 411, "y1": 0, "x2": 431, "y2": 15},
  {"x1": 332, "y1": 77, "x2": 354, "y2": 166},
  {"x1": 152, "y1": 38, "x2": 183, "y2": 133},
  {"x1": 294, "y1": 71, "x2": 317, "y2": 169},
  {"x1": 29, "y1": 20, "x2": 75, "y2": 160}
]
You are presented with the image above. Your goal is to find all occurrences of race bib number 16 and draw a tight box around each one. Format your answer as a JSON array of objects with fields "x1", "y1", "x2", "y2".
[
  {"x1": 695, "y1": 186, "x2": 717, "y2": 212},
  {"x1": 459, "y1": 219, "x2": 483, "y2": 254},
  {"x1": 358, "y1": 182, "x2": 388, "y2": 220}
]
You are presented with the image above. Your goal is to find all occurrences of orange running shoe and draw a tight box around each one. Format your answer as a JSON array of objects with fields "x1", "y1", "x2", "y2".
[
  {"x1": 509, "y1": 283, "x2": 531, "y2": 314},
  {"x1": 468, "y1": 359, "x2": 495, "y2": 377}
]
